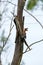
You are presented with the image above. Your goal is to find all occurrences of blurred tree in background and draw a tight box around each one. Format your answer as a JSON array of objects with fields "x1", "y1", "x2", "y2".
[{"x1": 27, "y1": 0, "x2": 43, "y2": 10}]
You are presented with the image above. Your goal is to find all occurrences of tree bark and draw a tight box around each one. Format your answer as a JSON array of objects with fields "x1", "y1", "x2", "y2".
[{"x1": 11, "y1": 0, "x2": 26, "y2": 65}]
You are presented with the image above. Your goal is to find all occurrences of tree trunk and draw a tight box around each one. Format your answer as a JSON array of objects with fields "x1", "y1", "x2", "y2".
[{"x1": 11, "y1": 0, "x2": 26, "y2": 65}]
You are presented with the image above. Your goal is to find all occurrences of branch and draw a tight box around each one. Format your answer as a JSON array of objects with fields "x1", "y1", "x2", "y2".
[
  {"x1": 0, "y1": 1, "x2": 16, "y2": 6},
  {"x1": 29, "y1": 39, "x2": 43, "y2": 47},
  {"x1": 3, "y1": 18, "x2": 14, "y2": 47},
  {"x1": 14, "y1": 17, "x2": 22, "y2": 35},
  {"x1": 23, "y1": 38, "x2": 31, "y2": 50},
  {"x1": 23, "y1": 39, "x2": 43, "y2": 54},
  {"x1": 24, "y1": 9, "x2": 43, "y2": 29},
  {"x1": 14, "y1": 17, "x2": 31, "y2": 50},
  {"x1": 4, "y1": 25, "x2": 14, "y2": 47},
  {"x1": 2, "y1": 2, "x2": 15, "y2": 47},
  {"x1": 1, "y1": 1, "x2": 43, "y2": 29}
]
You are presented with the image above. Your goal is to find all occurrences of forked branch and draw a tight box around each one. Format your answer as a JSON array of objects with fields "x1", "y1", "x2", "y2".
[
  {"x1": 23, "y1": 39, "x2": 43, "y2": 54},
  {"x1": 14, "y1": 17, "x2": 31, "y2": 50}
]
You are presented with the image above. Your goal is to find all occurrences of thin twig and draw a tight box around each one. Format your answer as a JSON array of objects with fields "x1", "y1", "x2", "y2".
[
  {"x1": 23, "y1": 39, "x2": 31, "y2": 50},
  {"x1": 29, "y1": 39, "x2": 43, "y2": 47},
  {"x1": 24, "y1": 9, "x2": 43, "y2": 28},
  {"x1": 3, "y1": 15, "x2": 14, "y2": 47},
  {"x1": 9, "y1": 18, "x2": 13, "y2": 32},
  {"x1": 23, "y1": 49, "x2": 31, "y2": 54},
  {"x1": 3, "y1": 18, "x2": 13, "y2": 47},
  {"x1": 2, "y1": 1, "x2": 15, "y2": 47},
  {"x1": 0, "y1": 1, "x2": 16, "y2": 6},
  {"x1": 1, "y1": 1, "x2": 43, "y2": 28},
  {"x1": 3, "y1": 25, "x2": 14, "y2": 47},
  {"x1": 23, "y1": 39, "x2": 43, "y2": 54}
]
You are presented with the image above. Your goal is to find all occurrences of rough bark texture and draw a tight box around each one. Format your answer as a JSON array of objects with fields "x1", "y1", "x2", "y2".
[{"x1": 11, "y1": 0, "x2": 26, "y2": 65}]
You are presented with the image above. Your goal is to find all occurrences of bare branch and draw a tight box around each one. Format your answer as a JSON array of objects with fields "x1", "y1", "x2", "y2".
[
  {"x1": 3, "y1": 25, "x2": 14, "y2": 47},
  {"x1": 14, "y1": 17, "x2": 23, "y2": 35},
  {"x1": 1, "y1": 1, "x2": 43, "y2": 29},
  {"x1": 23, "y1": 38, "x2": 31, "y2": 50},
  {"x1": 0, "y1": 1, "x2": 16, "y2": 6},
  {"x1": 23, "y1": 39, "x2": 43, "y2": 54},
  {"x1": 24, "y1": 9, "x2": 43, "y2": 28},
  {"x1": 14, "y1": 17, "x2": 31, "y2": 50},
  {"x1": 9, "y1": 18, "x2": 12, "y2": 32},
  {"x1": 29, "y1": 39, "x2": 43, "y2": 47},
  {"x1": 23, "y1": 49, "x2": 31, "y2": 54},
  {"x1": 3, "y1": 18, "x2": 14, "y2": 47}
]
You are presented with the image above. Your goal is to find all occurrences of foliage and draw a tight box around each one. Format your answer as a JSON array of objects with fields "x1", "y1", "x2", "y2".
[
  {"x1": 27, "y1": 0, "x2": 38, "y2": 10},
  {"x1": 27, "y1": 0, "x2": 43, "y2": 10}
]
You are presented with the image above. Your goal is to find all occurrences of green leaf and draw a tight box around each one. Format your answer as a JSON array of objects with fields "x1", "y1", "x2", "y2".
[{"x1": 27, "y1": 0, "x2": 38, "y2": 10}]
